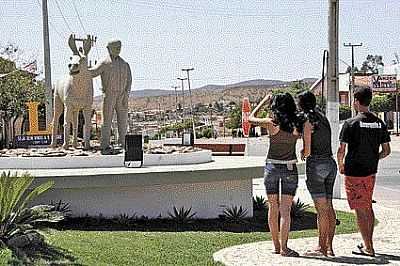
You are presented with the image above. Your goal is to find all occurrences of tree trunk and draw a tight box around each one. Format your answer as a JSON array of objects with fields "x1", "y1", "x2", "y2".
[
  {"x1": 20, "y1": 115, "x2": 27, "y2": 135},
  {"x1": 0, "y1": 116, "x2": 4, "y2": 150},
  {"x1": 12, "y1": 116, "x2": 18, "y2": 148},
  {"x1": 3, "y1": 118, "x2": 10, "y2": 149}
]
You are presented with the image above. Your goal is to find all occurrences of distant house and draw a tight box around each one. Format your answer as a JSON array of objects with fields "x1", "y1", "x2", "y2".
[
  {"x1": 310, "y1": 66, "x2": 399, "y2": 130},
  {"x1": 311, "y1": 65, "x2": 399, "y2": 106},
  {"x1": 310, "y1": 73, "x2": 353, "y2": 105}
]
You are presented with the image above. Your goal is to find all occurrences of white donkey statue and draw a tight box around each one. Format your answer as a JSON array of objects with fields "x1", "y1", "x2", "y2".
[{"x1": 51, "y1": 34, "x2": 94, "y2": 150}]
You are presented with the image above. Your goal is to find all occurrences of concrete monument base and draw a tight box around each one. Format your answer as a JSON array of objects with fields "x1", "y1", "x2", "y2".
[{"x1": 12, "y1": 156, "x2": 269, "y2": 219}]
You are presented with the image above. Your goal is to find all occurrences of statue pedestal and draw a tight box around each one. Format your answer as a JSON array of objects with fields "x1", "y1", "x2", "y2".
[{"x1": 14, "y1": 156, "x2": 267, "y2": 219}]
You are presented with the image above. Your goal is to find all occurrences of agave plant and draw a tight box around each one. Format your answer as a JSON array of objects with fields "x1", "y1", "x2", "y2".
[
  {"x1": 113, "y1": 213, "x2": 137, "y2": 226},
  {"x1": 168, "y1": 206, "x2": 196, "y2": 224},
  {"x1": 0, "y1": 171, "x2": 63, "y2": 251},
  {"x1": 253, "y1": 196, "x2": 267, "y2": 211},
  {"x1": 50, "y1": 200, "x2": 71, "y2": 217},
  {"x1": 221, "y1": 206, "x2": 248, "y2": 223},
  {"x1": 290, "y1": 199, "x2": 310, "y2": 220}
]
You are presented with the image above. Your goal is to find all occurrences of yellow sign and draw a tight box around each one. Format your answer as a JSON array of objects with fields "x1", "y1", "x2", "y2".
[{"x1": 25, "y1": 102, "x2": 52, "y2": 135}]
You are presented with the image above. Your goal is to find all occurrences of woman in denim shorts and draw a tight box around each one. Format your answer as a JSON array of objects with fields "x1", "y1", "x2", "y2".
[
  {"x1": 297, "y1": 91, "x2": 338, "y2": 257},
  {"x1": 249, "y1": 93, "x2": 301, "y2": 257}
]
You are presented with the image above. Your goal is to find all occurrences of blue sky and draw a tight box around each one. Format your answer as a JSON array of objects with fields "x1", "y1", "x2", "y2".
[{"x1": 1, "y1": 0, "x2": 399, "y2": 95}]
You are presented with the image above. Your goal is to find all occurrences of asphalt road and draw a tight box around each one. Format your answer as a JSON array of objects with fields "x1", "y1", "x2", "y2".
[
  {"x1": 198, "y1": 135, "x2": 400, "y2": 201},
  {"x1": 374, "y1": 150, "x2": 400, "y2": 201}
]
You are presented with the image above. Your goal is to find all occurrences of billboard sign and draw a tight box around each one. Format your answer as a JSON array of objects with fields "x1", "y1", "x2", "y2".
[{"x1": 370, "y1": 75, "x2": 397, "y2": 92}]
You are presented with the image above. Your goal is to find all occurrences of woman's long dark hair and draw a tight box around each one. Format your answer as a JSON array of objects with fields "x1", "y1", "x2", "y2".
[
  {"x1": 270, "y1": 93, "x2": 301, "y2": 133},
  {"x1": 296, "y1": 91, "x2": 321, "y2": 131}
]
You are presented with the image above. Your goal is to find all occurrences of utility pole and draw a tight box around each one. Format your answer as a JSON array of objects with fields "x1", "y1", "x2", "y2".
[
  {"x1": 158, "y1": 101, "x2": 162, "y2": 140},
  {"x1": 321, "y1": 50, "x2": 329, "y2": 113},
  {"x1": 182, "y1": 68, "x2": 196, "y2": 141},
  {"x1": 42, "y1": 0, "x2": 53, "y2": 127},
  {"x1": 172, "y1": 86, "x2": 179, "y2": 125},
  {"x1": 328, "y1": 0, "x2": 341, "y2": 199},
  {"x1": 396, "y1": 82, "x2": 399, "y2": 136},
  {"x1": 177, "y1": 77, "x2": 187, "y2": 123},
  {"x1": 223, "y1": 116, "x2": 226, "y2": 138},
  {"x1": 344, "y1": 42, "x2": 363, "y2": 116}
]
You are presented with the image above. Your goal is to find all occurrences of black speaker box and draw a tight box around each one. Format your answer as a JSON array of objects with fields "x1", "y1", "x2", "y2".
[{"x1": 124, "y1": 134, "x2": 143, "y2": 167}]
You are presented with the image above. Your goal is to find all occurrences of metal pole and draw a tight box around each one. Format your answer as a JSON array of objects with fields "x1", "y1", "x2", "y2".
[
  {"x1": 328, "y1": 0, "x2": 341, "y2": 199},
  {"x1": 223, "y1": 116, "x2": 226, "y2": 138},
  {"x1": 182, "y1": 68, "x2": 196, "y2": 141},
  {"x1": 158, "y1": 101, "x2": 161, "y2": 140},
  {"x1": 42, "y1": 0, "x2": 53, "y2": 127},
  {"x1": 344, "y1": 42, "x2": 362, "y2": 116},
  {"x1": 396, "y1": 90, "x2": 399, "y2": 136},
  {"x1": 177, "y1": 77, "x2": 187, "y2": 124},
  {"x1": 321, "y1": 50, "x2": 329, "y2": 113},
  {"x1": 172, "y1": 86, "x2": 179, "y2": 125}
]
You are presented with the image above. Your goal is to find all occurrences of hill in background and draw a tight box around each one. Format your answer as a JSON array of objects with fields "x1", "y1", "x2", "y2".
[{"x1": 93, "y1": 78, "x2": 317, "y2": 111}]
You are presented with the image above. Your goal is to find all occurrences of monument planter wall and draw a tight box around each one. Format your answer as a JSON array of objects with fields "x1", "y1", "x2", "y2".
[{"x1": 23, "y1": 157, "x2": 267, "y2": 219}]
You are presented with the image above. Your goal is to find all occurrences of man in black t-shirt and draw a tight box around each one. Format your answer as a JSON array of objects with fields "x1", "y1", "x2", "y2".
[{"x1": 337, "y1": 87, "x2": 391, "y2": 257}]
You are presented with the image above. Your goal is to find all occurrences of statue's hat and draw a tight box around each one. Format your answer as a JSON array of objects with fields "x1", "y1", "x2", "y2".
[{"x1": 107, "y1": 39, "x2": 121, "y2": 48}]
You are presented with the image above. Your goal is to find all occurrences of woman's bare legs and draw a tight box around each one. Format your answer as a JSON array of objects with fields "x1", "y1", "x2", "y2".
[
  {"x1": 267, "y1": 194, "x2": 280, "y2": 253},
  {"x1": 326, "y1": 199, "x2": 336, "y2": 255},
  {"x1": 314, "y1": 198, "x2": 330, "y2": 256},
  {"x1": 308, "y1": 198, "x2": 336, "y2": 256},
  {"x1": 280, "y1": 194, "x2": 295, "y2": 254}
]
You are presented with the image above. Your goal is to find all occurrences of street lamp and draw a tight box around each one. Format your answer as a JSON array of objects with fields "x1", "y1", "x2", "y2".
[
  {"x1": 171, "y1": 85, "x2": 179, "y2": 125},
  {"x1": 177, "y1": 77, "x2": 187, "y2": 123},
  {"x1": 182, "y1": 68, "x2": 195, "y2": 141}
]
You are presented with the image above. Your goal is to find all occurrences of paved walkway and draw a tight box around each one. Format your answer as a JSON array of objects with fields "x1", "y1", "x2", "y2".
[{"x1": 214, "y1": 182, "x2": 400, "y2": 265}]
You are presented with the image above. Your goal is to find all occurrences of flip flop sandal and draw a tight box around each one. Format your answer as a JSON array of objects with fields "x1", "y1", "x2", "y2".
[
  {"x1": 281, "y1": 249, "x2": 300, "y2": 257},
  {"x1": 352, "y1": 243, "x2": 375, "y2": 257}
]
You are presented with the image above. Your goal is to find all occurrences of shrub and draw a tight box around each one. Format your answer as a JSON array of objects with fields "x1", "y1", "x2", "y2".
[
  {"x1": 0, "y1": 171, "x2": 63, "y2": 257},
  {"x1": 291, "y1": 199, "x2": 310, "y2": 220},
  {"x1": 221, "y1": 206, "x2": 248, "y2": 224},
  {"x1": 50, "y1": 200, "x2": 71, "y2": 217},
  {"x1": 113, "y1": 213, "x2": 137, "y2": 226},
  {"x1": 202, "y1": 128, "x2": 213, "y2": 139},
  {"x1": 253, "y1": 196, "x2": 267, "y2": 211},
  {"x1": 370, "y1": 94, "x2": 395, "y2": 113},
  {"x1": 195, "y1": 131, "x2": 203, "y2": 139},
  {"x1": 168, "y1": 206, "x2": 196, "y2": 224},
  {"x1": 339, "y1": 104, "x2": 351, "y2": 121}
]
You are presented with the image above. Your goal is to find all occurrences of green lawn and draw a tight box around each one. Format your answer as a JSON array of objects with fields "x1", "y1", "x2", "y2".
[{"x1": 0, "y1": 210, "x2": 358, "y2": 266}]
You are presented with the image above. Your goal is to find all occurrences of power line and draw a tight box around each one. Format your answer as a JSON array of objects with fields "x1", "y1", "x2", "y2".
[
  {"x1": 54, "y1": 0, "x2": 74, "y2": 33},
  {"x1": 126, "y1": 0, "x2": 325, "y2": 18},
  {"x1": 34, "y1": 0, "x2": 64, "y2": 39},
  {"x1": 71, "y1": 0, "x2": 87, "y2": 34},
  {"x1": 3, "y1": 2, "x2": 326, "y2": 21}
]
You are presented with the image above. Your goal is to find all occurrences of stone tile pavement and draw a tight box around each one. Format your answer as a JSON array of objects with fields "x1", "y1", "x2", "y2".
[{"x1": 214, "y1": 179, "x2": 400, "y2": 265}]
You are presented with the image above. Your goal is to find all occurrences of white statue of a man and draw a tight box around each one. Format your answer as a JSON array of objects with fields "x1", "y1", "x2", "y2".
[{"x1": 90, "y1": 40, "x2": 132, "y2": 154}]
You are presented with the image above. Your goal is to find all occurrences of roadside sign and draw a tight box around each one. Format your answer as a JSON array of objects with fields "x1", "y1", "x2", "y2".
[
  {"x1": 370, "y1": 75, "x2": 397, "y2": 92},
  {"x1": 14, "y1": 134, "x2": 63, "y2": 148}
]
